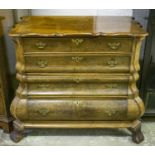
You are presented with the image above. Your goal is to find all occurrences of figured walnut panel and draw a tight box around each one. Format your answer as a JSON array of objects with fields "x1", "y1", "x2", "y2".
[
  {"x1": 23, "y1": 37, "x2": 133, "y2": 53},
  {"x1": 27, "y1": 99, "x2": 127, "y2": 121},
  {"x1": 24, "y1": 54, "x2": 131, "y2": 73},
  {"x1": 9, "y1": 16, "x2": 147, "y2": 37},
  {"x1": 27, "y1": 82, "x2": 128, "y2": 97},
  {"x1": 9, "y1": 17, "x2": 147, "y2": 137}
]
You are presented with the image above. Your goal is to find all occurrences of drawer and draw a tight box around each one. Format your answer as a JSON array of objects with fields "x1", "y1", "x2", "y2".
[
  {"x1": 24, "y1": 54, "x2": 131, "y2": 73},
  {"x1": 27, "y1": 99, "x2": 127, "y2": 121},
  {"x1": 27, "y1": 81, "x2": 129, "y2": 97},
  {"x1": 23, "y1": 37, "x2": 133, "y2": 53}
]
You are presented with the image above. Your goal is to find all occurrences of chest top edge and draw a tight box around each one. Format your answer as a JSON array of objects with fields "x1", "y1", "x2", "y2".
[{"x1": 9, "y1": 16, "x2": 148, "y2": 38}]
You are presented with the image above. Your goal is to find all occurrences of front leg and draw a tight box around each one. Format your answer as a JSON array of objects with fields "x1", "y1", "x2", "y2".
[
  {"x1": 10, "y1": 120, "x2": 24, "y2": 143},
  {"x1": 128, "y1": 121, "x2": 144, "y2": 144}
]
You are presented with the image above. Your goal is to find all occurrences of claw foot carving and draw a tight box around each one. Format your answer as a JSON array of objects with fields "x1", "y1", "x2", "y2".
[
  {"x1": 10, "y1": 130, "x2": 24, "y2": 143},
  {"x1": 10, "y1": 120, "x2": 24, "y2": 143},
  {"x1": 128, "y1": 121, "x2": 144, "y2": 144}
]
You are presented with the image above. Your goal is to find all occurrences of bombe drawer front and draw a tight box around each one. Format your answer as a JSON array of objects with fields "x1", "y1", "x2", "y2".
[
  {"x1": 23, "y1": 37, "x2": 133, "y2": 53},
  {"x1": 24, "y1": 54, "x2": 131, "y2": 73},
  {"x1": 26, "y1": 82, "x2": 129, "y2": 97},
  {"x1": 27, "y1": 99, "x2": 127, "y2": 121}
]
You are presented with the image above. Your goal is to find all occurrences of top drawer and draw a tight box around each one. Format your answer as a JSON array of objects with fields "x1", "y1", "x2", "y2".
[{"x1": 23, "y1": 37, "x2": 133, "y2": 53}]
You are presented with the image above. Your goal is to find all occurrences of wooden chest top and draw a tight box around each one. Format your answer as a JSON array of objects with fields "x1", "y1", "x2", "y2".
[{"x1": 9, "y1": 16, "x2": 148, "y2": 37}]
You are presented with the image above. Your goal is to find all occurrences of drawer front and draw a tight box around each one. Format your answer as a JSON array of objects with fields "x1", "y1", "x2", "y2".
[
  {"x1": 28, "y1": 99, "x2": 127, "y2": 121},
  {"x1": 25, "y1": 54, "x2": 131, "y2": 73},
  {"x1": 23, "y1": 37, "x2": 133, "y2": 53},
  {"x1": 27, "y1": 81, "x2": 129, "y2": 97}
]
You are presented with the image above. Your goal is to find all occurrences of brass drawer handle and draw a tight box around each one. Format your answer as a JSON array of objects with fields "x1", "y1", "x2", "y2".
[
  {"x1": 37, "y1": 60, "x2": 48, "y2": 68},
  {"x1": 37, "y1": 84, "x2": 50, "y2": 89},
  {"x1": 105, "y1": 58, "x2": 118, "y2": 67},
  {"x1": 35, "y1": 108, "x2": 49, "y2": 117},
  {"x1": 108, "y1": 42, "x2": 121, "y2": 50},
  {"x1": 104, "y1": 83, "x2": 118, "y2": 89},
  {"x1": 71, "y1": 39, "x2": 84, "y2": 46},
  {"x1": 35, "y1": 42, "x2": 47, "y2": 49},
  {"x1": 72, "y1": 56, "x2": 83, "y2": 63},
  {"x1": 73, "y1": 77, "x2": 80, "y2": 83}
]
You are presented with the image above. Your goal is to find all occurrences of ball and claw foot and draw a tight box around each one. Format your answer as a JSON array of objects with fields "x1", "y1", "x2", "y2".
[
  {"x1": 10, "y1": 120, "x2": 24, "y2": 143},
  {"x1": 128, "y1": 122, "x2": 144, "y2": 144},
  {"x1": 132, "y1": 130, "x2": 144, "y2": 144},
  {"x1": 10, "y1": 130, "x2": 24, "y2": 143}
]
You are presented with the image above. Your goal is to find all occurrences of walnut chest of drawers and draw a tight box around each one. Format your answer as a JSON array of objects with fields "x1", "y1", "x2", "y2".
[{"x1": 9, "y1": 16, "x2": 147, "y2": 143}]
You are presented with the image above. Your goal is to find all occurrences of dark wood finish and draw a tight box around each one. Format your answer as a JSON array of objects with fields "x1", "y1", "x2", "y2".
[
  {"x1": 10, "y1": 120, "x2": 24, "y2": 143},
  {"x1": 0, "y1": 17, "x2": 13, "y2": 133},
  {"x1": 9, "y1": 16, "x2": 147, "y2": 143},
  {"x1": 128, "y1": 121, "x2": 144, "y2": 144}
]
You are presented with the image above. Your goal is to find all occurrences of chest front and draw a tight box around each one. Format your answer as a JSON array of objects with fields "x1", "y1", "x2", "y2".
[{"x1": 9, "y1": 16, "x2": 147, "y2": 143}]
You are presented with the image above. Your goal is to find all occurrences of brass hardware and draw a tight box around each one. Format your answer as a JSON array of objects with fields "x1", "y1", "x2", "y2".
[
  {"x1": 72, "y1": 56, "x2": 83, "y2": 63},
  {"x1": 73, "y1": 101, "x2": 80, "y2": 105},
  {"x1": 73, "y1": 77, "x2": 80, "y2": 83},
  {"x1": 104, "y1": 83, "x2": 117, "y2": 89},
  {"x1": 106, "y1": 58, "x2": 118, "y2": 67},
  {"x1": 37, "y1": 60, "x2": 48, "y2": 68},
  {"x1": 108, "y1": 42, "x2": 121, "y2": 50},
  {"x1": 35, "y1": 108, "x2": 49, "y2": 117},
  {"x1": 9, "y1": 16, "x2": 147, "y2": 143},
  {"x1": 35, "y1": 42, "x2": 46, "y2": 49},
  {"x1": 71, "y1": 39, "x2": 84, "y2": 46},
  {"x1": 37, "y1": 84, "x2": 50, "y2": 89}
]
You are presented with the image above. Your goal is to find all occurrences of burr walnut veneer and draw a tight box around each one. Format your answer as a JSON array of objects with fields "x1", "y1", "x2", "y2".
[{"x1": 9, "y1": 16, "x2": 147, "y2": 143}]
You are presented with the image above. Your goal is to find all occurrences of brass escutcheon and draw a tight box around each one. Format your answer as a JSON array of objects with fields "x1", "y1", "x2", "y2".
[
  {"x1": 73, "y1": 100, "x2": 80, "y2": 105},
  {"x1": 108, "y1": 42, "x2": 121, "y2": 50}
]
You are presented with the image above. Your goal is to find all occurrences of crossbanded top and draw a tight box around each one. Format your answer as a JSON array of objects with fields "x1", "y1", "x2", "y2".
[{"x1": 9, "y1": 16, "x2": 148, "y2": 37}]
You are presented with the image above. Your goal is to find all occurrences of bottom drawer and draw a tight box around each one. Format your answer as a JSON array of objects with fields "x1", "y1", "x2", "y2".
[{"x1": 26, "y1": 99, "x2": 127, "y2": 121}]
